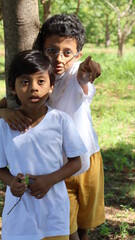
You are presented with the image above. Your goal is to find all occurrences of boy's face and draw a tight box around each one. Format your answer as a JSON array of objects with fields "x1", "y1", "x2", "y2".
[
  {"x1": 44, "y1": 35, "x2": 82, "y2": 75},
  {"x1": 14, "y1": 71, "x2": 53, "y2": 111}
]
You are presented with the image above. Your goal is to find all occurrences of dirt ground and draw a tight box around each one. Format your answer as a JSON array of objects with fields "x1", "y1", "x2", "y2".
[{"x1": 88, "y1": 169, "x2": 135, "y2": 240}]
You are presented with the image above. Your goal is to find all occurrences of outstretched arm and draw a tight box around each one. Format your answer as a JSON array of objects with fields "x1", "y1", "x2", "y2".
[
  {"x1": 28, "y1": 156, "x2": 81, "y2": 199},
  {"x1": 77, "y1": 56, "x2": 101, "y2": 94}
]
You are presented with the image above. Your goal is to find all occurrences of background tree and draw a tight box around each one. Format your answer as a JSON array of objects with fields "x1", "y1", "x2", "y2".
[
  {"x1": 104, "y1": 0, "x2": 135, "y2": 56},
  {"x1": 0, "y1": 0, "x2": 2, "y2": 21},
  {"x1": 40, "y1": 0, "x2": 52, "y2": 20},
  {"x1": 2, "y1": 0, "x2": 40, "y2": 108}
]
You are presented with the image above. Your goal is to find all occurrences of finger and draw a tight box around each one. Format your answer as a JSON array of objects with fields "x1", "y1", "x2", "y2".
[
  {"x1": 17, "y1": 112, "x2": 32, "y2": 126},
  {"x1": 8, "y1": 123, "x2": 18, "y2": 131},
  {"x1": 36, "y1": 193, "x2": 44, "y2": 199},
  {"x1": 96, "y1": 63, "x2": 101, "y2": 77},
  {"x1": 30, "y1": 189, "x2": 40, "y2": 197},
  {"x1": 11, "y1": 120, "x2": 30, "y2": 132},
  {"x1": 28, "y1": 174, "x2": 37, "y2": 180},
  {"x1": 81, "y1": 56, "x2": 92, "y2": 71}
]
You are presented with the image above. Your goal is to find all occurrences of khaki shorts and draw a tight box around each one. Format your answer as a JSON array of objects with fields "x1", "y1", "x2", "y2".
[
  {"x1": 42, "y1": 236, "x2": 69, "y2": 240},
  {"x1": 65, "y1": 151, "x2": 105, "y2": 234}
]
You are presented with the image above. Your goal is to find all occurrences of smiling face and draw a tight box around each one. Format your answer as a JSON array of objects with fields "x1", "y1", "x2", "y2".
[
  {"x1": 44, "y1": 35, "x2": 82, "y2": 75},
  {"x1": 14, "y1": 71, "x2": 52, "y2": 112}
]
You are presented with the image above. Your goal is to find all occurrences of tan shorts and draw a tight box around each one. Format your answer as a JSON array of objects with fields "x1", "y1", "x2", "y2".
[
  {"x1": 42, "y1": 236, "x2": 69, "y2": 240},
  {"x1": 65, "y1": 151, "x2": 105, "y2": 234}
]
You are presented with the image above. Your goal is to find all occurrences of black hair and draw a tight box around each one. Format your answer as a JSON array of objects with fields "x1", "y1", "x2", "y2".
[
  {"x1": 8, "y1": 50, "x2": 55, "y2": 104},
  {"x1": 33, "y1": 14, "x2": 85, "y2": 52}
]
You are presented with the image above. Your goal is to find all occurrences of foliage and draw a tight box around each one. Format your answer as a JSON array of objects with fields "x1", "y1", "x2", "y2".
[{"x1": 37, "y1": 0, "x2": 135, "y2": 49}]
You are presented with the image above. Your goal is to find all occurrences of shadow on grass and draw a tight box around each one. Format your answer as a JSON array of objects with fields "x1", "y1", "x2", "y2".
[
  {"x1": 89, "y1": 220, "x2": 135, "y2": 240},
  {"x1": 88, "y1": 142, "x2": 135, "y2": 239},
  {"x1": 101, "y1": 142, "x2": 135, "y2": 208}
]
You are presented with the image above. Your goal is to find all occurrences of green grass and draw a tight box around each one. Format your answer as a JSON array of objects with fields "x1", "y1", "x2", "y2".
[{"x1": 0, "y1": 81, "x2": 5, "y2": 99}]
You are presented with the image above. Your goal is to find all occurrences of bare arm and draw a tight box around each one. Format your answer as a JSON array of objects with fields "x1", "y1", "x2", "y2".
[
  {"x1": 0, "y1": 167, "x2": 14, "y2": 186},
  {"x1": 28, "y1": 156, "x2": 81, "y2": 199},
  {"x1": 0, "y1": 97, "x2": 32, "y2": 131},
  {"x1": 77, "y1": 56, "x2": 101, "y2": 94},
  {"x1": 0, "y1": 97, "x2": 7, "y2": 108}
]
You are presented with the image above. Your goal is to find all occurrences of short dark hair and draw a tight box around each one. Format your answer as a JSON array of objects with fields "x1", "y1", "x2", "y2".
[
  {"x1": 33, "y1": 14, "x2": 85, "y2": 52},
  {"x1": 8, "y1": 50, "x2": 55, "y2": 104}
]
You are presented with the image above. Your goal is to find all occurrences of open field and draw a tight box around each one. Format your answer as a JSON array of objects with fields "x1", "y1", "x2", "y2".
[{"x1": 0, "y1": 44, "x2": 135, "y2": 239}]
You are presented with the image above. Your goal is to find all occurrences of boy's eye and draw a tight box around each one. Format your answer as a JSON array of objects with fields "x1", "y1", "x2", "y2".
[
  {"x1": 47, "y1": 48, "x2": 57, "y2": 54},
  {"x1": 63, "y1": 50, "x2": 73, "y2": 57},
  {"x1": 21, "y1": 79, "x2": 29, "y2": 85},
  {"x1": 38, "y1": 80, "x2": 45, "y2": 85}
]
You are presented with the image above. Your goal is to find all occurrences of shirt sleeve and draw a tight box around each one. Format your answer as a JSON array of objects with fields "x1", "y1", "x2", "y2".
[{"x1": 62, "y1": 114, "x2": 87, "y2": 158}]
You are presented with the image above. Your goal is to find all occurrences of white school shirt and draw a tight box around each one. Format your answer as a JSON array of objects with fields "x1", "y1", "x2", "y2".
[
  {"x1": 0, "y1": 107, "x2": 87, "y2": 240},
  {"x1": 47, "y1": 62, "x2": 100, "y2": 173}
]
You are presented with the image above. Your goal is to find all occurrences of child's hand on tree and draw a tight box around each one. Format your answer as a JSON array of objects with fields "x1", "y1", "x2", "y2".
[
  {"x1": 28, "y1": 174, "x2": 54, "y2": 199},
  {"x1": 10, "y1": 173, "x2": 27, "y2": 197},
  {"x1": 0, "y1": 108, "x2": 32, "y2": 132},
  {"x1": 77, "y1": 56, "x2": 101, "y2": 85}
]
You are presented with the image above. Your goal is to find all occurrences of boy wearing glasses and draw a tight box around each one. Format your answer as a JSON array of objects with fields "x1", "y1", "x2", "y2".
[{"x1": 0, "y1": 14, "x2": 105, "y2": 240}]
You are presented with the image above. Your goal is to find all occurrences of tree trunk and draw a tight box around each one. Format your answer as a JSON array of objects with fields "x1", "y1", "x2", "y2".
[
  {"x1": 2, "y1": 0, "x2": 40, "y2": 108},
  {"x1": 0, "y1": 0, "x2": 2, "y2": 20},
  {"x1": 118, "y1": 36, "x2": 124, "y2": 57},
  {"x1": 41, "y1": 0, "x2": 51, "y2": 20},
  {"x1": 105, "y1": 14, "x2": 110, "y2": 48}
]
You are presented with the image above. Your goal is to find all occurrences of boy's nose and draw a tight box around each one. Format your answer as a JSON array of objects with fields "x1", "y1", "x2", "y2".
[
  {"x1": 55, "y1": 52, "x2": 64, "y2": 61},
  {"x1": 30, "y1": 81, "x2": 38, "y2": 91}
]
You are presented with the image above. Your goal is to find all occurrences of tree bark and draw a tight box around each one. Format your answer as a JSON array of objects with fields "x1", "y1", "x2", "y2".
[
  {"x1": 2, "y1": 0, "x2": 40, "y2": 108},
  {"x1": 41, "y1": 0, "x2": 52, "y2": 20},
  {"x1": 0, "y1": 0, "x2": 2, "y2": 20},
  {"x1": 105, "y1": 14, "x2": 110, "y2": 47}
]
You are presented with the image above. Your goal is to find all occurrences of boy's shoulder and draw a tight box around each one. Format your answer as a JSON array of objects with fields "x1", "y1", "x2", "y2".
[
  {"x1": 48, "y1": 107, "x2": 71, "y2": 117},
  {"x1": 48, "y1": 107, "x2": 73, "y2": 122}
]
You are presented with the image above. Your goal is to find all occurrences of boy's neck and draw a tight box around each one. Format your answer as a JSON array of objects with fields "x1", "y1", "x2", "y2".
[{"x1": 20, "y1": 105, "x2": 48, "y2": 127}]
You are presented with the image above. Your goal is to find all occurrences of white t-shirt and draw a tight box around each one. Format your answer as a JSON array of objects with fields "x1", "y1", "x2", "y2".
[
  {"x1": 0, "y1": 107, "x2": 87, "y2": 240},
  {"x1": 47, "y1": 61, "x2": 100, "y2": 172}
]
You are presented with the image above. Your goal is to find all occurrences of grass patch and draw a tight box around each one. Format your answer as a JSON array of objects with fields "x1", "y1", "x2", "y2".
[{"x1": 0, "y1": 81, "x2": 5, "y2": 99}]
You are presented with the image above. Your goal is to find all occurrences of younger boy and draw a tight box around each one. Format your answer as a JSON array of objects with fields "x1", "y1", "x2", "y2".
[{"x1": 0, "y1": 50, "x2": 87, "y2": 240}]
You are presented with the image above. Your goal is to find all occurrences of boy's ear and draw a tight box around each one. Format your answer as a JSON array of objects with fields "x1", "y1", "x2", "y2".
[
  {"x1": 75, "y1": 51, "x2": 83, "y2": 61},
  {"x1": 49, "y1": 85, "x2": 54, "y2": 94}
]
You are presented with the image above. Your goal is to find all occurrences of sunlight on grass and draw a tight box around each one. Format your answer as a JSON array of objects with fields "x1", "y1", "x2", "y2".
[{"x1": 0, "y1": 80, "x2": 5, "y2": 99}]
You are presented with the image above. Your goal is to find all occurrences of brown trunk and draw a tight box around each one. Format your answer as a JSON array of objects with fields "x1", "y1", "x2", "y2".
[
  {"x1": 118, "y1": 37, "x2": 124, "y2": 57},
  {"x1": 0, "y1": 0, "x2": 2, "y2": 20},
  {"x1": 105, "y1": 15, "x2": 110, "y2": 48},
  {"x1": 42, "y1": 0, "x2": 51, "y2": 20},
  {"x1": 2, "y1": 0, "x2": 40, "y2": 108}
]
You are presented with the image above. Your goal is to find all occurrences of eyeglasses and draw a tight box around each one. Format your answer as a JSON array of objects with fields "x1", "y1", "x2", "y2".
[{"x1": 44, "y1": 48, "x2": 79, "y2": 60}]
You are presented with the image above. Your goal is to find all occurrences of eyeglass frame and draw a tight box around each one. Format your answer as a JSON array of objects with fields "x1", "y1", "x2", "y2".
[{"x1": 44, "y1": 48, "x2": 80, "y2": 60}]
